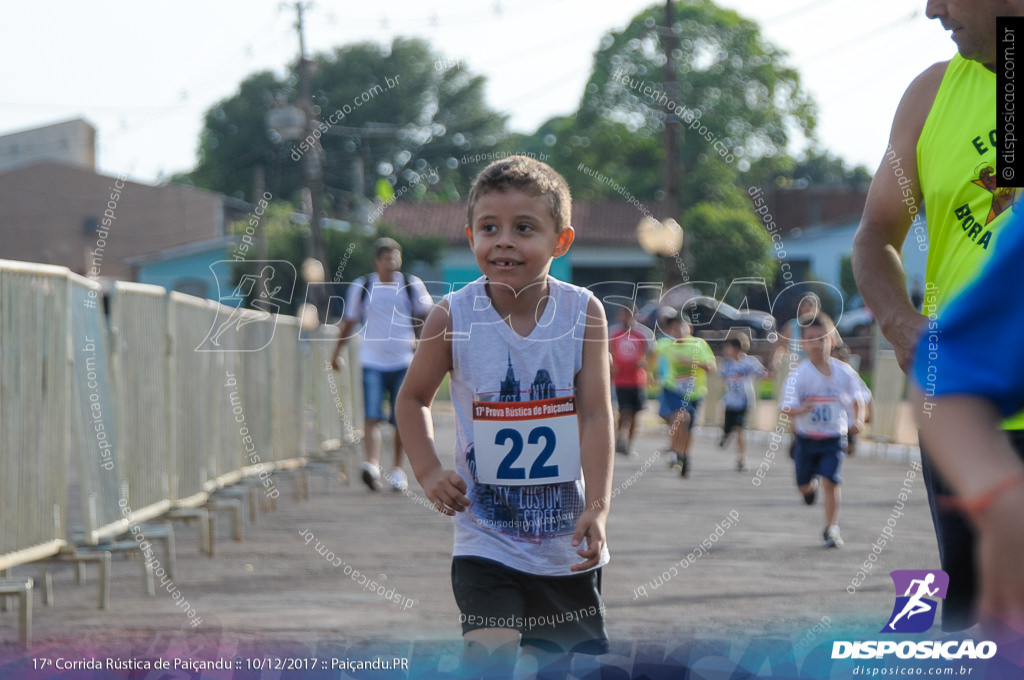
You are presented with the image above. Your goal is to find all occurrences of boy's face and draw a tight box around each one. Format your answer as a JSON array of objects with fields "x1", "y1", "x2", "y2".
[
  {"x1": 466, "y1": 189, "x2": 574, "y2": 292},
  {"x1": 725, "y1": 344, "x2": 739, "y2": 359},
  {"x1": 801, "y1": 325, "x2": 832, "y2": 361}
]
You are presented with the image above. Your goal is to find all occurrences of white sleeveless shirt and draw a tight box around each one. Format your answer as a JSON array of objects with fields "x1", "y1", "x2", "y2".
[{"x1": 445, "y1": 276, "x2": 610, "y2": 575}]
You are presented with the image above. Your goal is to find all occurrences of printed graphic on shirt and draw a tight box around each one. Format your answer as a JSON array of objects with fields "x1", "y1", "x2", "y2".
[
  {"x1": 465, "y1": 354, "x2": 584, "y2": 541},
  {"x1": 949, "y1": 160, "x2": 1021, "y2": 253}
]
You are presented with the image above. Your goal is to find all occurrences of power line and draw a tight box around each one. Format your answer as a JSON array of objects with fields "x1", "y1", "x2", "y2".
[
  {"x1": 803, "y1": 10, "x2": 919, "y2": 64},
  {"x1": 763, "y1": 0, "x2": 842, "y2": 26}
]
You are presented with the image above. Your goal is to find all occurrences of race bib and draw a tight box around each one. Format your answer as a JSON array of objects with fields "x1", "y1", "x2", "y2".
[
  {"x1": 805, "y1": 397, "x2": 839, "y2": 435},
  {"x1": 472, "y1": 396, "x2": 581, "y2": 486}
]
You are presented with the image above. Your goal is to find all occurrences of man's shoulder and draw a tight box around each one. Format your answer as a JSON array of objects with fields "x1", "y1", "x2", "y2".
[{"x1": 897, "y1": 60, "x2": 952, "y2": 134}]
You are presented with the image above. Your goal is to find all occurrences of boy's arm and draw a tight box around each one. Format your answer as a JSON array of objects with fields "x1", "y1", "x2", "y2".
[
  {"x1": 849, "y1": 394, "x2": 864, "y2": 435},
  {"x1": 844, "y1": 366, "x2": 865, "y2": 435},
  {"x1": 572, "y1": 296, "x2": 614, "y2": 572},
  {"x1": 913, "y1": 391, "x2": 1024, "y2": 634},
  {"x1": 779, "y1": 368, "x2": 811, "y2": 416},
  {"x1": 395, "y1": 301, "x2": 469, "y2": 515},
  {"x1": 699, "y1": 340, "x2": 716, "y2": 374}
]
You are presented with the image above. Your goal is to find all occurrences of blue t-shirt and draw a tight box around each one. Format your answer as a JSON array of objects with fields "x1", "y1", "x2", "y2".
[{"x1": 913, "y1": 218, "x2": 1024, "y2": 419}]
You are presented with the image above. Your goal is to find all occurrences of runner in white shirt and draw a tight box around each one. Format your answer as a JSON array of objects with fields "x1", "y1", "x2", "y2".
[
  {"x1": 780, "y1": 314, "x2": 864, "y2": 548},
  {"x1": 718, "y1": 335, "x2": 767, "y2": 472},
  {"x1": 331, "y1": 237, "x2": 432, "y2": 492}
]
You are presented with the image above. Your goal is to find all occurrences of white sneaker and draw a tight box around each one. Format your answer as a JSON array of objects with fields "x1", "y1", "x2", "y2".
[
  {"x1": 388, "y1": 467, "x2": 409, "y2": 492},
  {"x1": 824, "y1": 525, "x2": 844, "y2": 548}
]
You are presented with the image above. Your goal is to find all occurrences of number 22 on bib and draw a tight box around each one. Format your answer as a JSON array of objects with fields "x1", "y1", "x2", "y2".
[{"x1": 472, "y1": 396, "x2": 581, "y2": 486}]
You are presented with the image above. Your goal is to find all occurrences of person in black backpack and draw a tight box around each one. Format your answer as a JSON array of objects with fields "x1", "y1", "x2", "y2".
[{"x1": 331, "y1": 237, "x2": 432, "y2": 491}]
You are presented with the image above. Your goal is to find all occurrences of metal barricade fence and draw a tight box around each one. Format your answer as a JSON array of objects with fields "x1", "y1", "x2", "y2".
[
  {"x1": 341, "y1": 336, "x2": 364, "y2": 442},
  {"x1": 870, "y1": 349, "x2": 905, "y2": 442},
  {"x1": 307, "y1": 325, "x2": 343, "y2": 455},
  {"x1": 0, "y1": 260, "x2": 69, "y2": 569},
  {"x1": 206, "y1": 299, "x2": 242, "y2": 489},
  {"x1": 108, "y1": 282, "x2": 172, "y2": 521},
  {"x1": 235, "y1": 309, "x2": 274, "y2": 477},
  {"x1": 166, "y1": 292, "x2": 216, "y2": 507},
  {"x1": 270, "y1": 315, "x2": 303, "y2": 466},
  {"x1": 68, "y1": 272, "x2": 126, "y2": 544}
]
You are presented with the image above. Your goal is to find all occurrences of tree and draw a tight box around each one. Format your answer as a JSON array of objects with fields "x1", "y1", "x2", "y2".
[
  {"x1": 682, "y1": 202, "x2": 773, "y2": 285},
  {"x1": 179, "y1": 38, "x2": 507, "y2": 214},
  {"x1": 573, "y1": 0, "x2": 817, "y2": 208},
  {"x1": 500, "y1": 1, "x2": 818, "y2": 285},
  {"x1": 771, "y1": 147, "x2": 872, "y2": 189}
]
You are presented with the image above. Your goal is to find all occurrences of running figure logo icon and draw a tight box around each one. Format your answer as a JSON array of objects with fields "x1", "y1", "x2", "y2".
[{"x1": 882, "y1": 570, "x2": 950, "y2": 633}]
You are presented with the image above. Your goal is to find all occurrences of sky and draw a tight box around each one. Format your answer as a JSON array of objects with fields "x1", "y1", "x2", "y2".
[{"x1": 0, "y1": 0, "x2": 957, "y2": 185}]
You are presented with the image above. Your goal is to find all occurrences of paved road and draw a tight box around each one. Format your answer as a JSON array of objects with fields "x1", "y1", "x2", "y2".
[{"x1": 1, "y1": 408, "x2": 938, "y2": 659}]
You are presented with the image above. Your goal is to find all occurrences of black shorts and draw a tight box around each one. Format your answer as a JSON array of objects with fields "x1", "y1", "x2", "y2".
[
  {"x1": 723, "y1": 407, "x2": 747, "y2": 434},
  {"x1": 615, "y1": 387, "x2": 646, "y2": 414},
  {"x1": 451, "y1": 556, "x2": 608, "y2": 655}
]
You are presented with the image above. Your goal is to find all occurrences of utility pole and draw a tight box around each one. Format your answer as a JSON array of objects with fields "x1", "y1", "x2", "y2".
[
  {"x1": 661, "y1": 0, "x2": 686, "y2": 287},
  {"x1": 662, "y1": 0, "x2": 680, "y2": 225},
  {"x1": 294, "y1": 1, "x2": 326, "y2": 270}
]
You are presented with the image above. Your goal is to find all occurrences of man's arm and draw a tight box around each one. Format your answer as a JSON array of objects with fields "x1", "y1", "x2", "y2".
[
  {"x1": 395, "y1": 301, "x2": 469, "y2": 515},
  {"x1": 330, "y1": 319, "x2": 359, "y2": 371},
  {"x1": 573, "y1": 296, "x2": 614, "y2": 572},
  {"x1": 852, "y1": 62, "x2": 947, "y2": 373},
  {"x1": 913, "y1": 392, "x2": 1024, "y2": 634},
  {"x1": 331, "y1": 279, "x2": 365, "y2": 371}
]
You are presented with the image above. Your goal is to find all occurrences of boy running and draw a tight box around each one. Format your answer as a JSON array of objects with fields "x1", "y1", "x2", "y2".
[
  {"x1": 718, "y1": 335, "x2": 767, "y2": 472},
  {"x1": 609, "y1": 305, "x2": 654, "y2": 457},
  {"x1": 780, "y1": 314, "x2": 864, "y2": 548},
  {"x1": 653, "y1": 308, "x2": 716, "y2": 478},
  {"x1": 396, "y1": 156, "x2": 613, "y2": 676}
]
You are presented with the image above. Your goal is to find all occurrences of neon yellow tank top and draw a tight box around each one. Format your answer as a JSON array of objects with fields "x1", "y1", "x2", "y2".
[{"x1": 918, "y1": 53, "x2": 1024, "y2": 430}]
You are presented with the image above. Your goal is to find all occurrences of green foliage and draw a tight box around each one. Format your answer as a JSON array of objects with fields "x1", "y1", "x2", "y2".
[
  {"x1": 683, "y1": 202, "x2": 773, "y2": 284},
  {"x1": 567, "y1": 0, "x2": 816, "y2": 208},
  {"x1": 179, "y1": 37, "x2": 507, "y2": 213},
  {"x1": 767, "y1": 147, "x2": 872, "y2": 189}
]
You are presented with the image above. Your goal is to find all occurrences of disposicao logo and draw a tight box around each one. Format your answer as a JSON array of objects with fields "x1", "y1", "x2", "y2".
[
  {"x1": 831, "y1": 569, "x2": 997, "y2": 661},
  {"x1": 881, "y1": 569, "x2": 949, "y2": 634}
]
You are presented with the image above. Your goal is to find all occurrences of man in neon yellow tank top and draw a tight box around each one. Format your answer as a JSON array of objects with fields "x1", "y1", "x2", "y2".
[{"x1": 853, "y1": 0, "x2": 1024, "y2": 631}]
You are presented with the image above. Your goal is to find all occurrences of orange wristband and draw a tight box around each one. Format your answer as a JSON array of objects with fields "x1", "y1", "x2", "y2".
[{"x1": 940, "y1": 471, "x2": 1024, "y2": 521}]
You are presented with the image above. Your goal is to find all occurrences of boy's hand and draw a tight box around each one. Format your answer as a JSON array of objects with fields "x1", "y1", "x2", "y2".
[
  {"x1": 420, "y1": 468, "x2": 470, "y2": 516},
  {"x1": 571, "y1": 508, "x2": 608, "y2": 572},
  {"x1": 849, "y1": 420, "x2": 863, "y2": 436}
]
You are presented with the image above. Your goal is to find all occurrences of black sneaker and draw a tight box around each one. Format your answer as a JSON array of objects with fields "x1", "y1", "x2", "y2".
[
  {"x1": 718, "y1": 436, "x2": 727, "y2": 449},
  {"x1": 361, "y1": 462, "x2": 383, "y2": 491},
  {"x1": 803, "y1": 479, "x2": 818, "y2": 505},
  {"x1": 680, "y1": 455, "x2": 689, "y2": 478}
]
